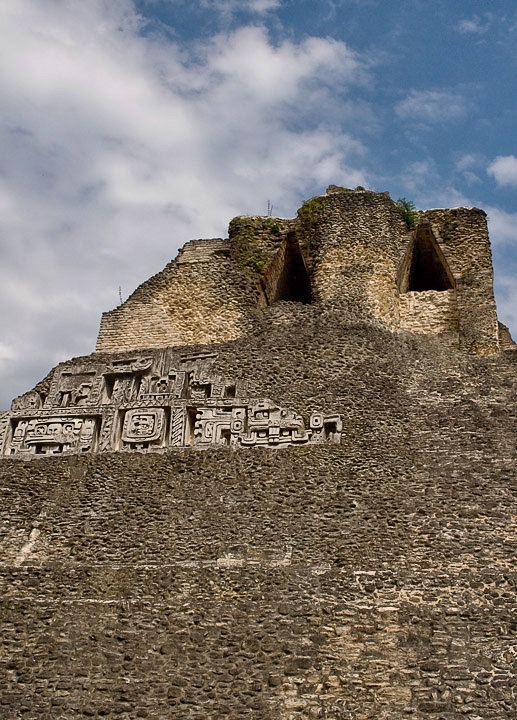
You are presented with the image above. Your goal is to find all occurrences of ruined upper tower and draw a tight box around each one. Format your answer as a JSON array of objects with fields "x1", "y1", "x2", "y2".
[
  {"x1": 96, "y1": 186, "x2": 509, "y2": 357},
  {"x1": 1, "y1": 186, "x2": 513, "y2": 459}
]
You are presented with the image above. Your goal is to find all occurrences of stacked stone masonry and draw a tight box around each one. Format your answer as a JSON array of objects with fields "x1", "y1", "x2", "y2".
[
  {"x1": 95, "y1": 188, "x2": 510, "y2": 357},
  {"x1": 1, "y1": 187, "x2": 516, "y2": 719}
]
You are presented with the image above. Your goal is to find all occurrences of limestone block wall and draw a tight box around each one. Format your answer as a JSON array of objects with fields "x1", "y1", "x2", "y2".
[
  {"x1": 295, "y1": 190, "x2": 502, "y2": 353},
  {"x1": 1, "y1": 317, "x2": 516, "y2": 719},
  {"x1": 297, "y1": 189, "x2": 408, "y2": 329},
  {"x1": 95, "y1": 188, "x2": 508, "y2": 357},
  {"x1": 499, "y1": 321, "x2": 516, "y2": 351},
  {"x1": 421, "y1": 208, "x2": 500, "y2": 354},
  {"x1": 96, "y1": 240, "x2": 258, "y2": 352},
  {"x1": 399, "y1": 289, "x2": 459, "y2": 337}
]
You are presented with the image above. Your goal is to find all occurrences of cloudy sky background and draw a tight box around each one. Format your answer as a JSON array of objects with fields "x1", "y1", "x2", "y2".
[{"x1": 1, "y1": 0, "x2": 516, "y2": 408}]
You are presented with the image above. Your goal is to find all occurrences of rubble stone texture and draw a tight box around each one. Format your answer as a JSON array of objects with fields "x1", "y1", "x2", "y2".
[{"x1": 0, "y1": 187, "x2": 516, "y2": 718}]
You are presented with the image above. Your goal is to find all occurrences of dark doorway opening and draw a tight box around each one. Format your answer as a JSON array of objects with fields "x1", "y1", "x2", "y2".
[
  {"x1": 399, "y1": 225, "x2": 455, "y2": 293},
  {"x1": 263, "y1": 233, "x2": 312, "y2": 305}
]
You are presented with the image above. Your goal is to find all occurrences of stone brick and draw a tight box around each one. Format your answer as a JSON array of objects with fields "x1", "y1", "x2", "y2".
[{"x1": 0, "y1": 186, "x2": 516, "y2": 719}]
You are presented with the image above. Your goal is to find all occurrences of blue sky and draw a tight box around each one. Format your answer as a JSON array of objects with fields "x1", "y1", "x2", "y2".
[{"x1": 1, "y1": 0, "x2": 516, "y2": 408}]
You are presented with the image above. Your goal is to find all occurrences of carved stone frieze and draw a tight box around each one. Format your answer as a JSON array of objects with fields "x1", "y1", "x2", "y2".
[
  {"x1": 0, "y1": 413, "x2": 8, "y2": 455},
  {"x1": 7, "y1": 416, "x2": 99, "y2": 457},
  {"x1": 45, "y1": 365, "x2": 104, "y2": 409},
  {"x1": 10, "y1": 391, "x2": 44, "y2": 412},
  {"x1": 106, "y1": 357, "x2": 153, "y2": 374},
  {"x1": 2, "y1": 350, "x2": 342, "y2": 457},
  {"x1": 98, "y1": 409, "x2": 116, "y2": 453}
]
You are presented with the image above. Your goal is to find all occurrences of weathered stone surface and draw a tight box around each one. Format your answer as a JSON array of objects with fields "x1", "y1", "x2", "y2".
[
  {"x1": 0, "y1": 187, "x2": 516, "y2": 718},
  {"x1": 95, "y1": 188, "x2": 512, "y2": 356}
]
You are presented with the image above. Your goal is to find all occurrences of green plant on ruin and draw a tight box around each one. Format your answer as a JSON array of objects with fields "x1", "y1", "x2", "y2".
[
  {"x1": 261, "y1": 217, "x2": 283, "y2": 235},
  {"x1": 245, "y1": 252, "x2": 267, "y2": 273},
  {"x1": 396, "y1": 197, "x2": 417, "y2": 229},
  {"x1": 297, "y1": 196, "x2": 327, "y2": 249},
  {"x1": 231, "y1": 219, "x2": 268, "y2": 276},
  {"x1": 441, "y1": 214, "x2": 454, "y2": 241}
]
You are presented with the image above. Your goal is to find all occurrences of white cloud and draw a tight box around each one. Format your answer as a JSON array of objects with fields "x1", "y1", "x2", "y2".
[
  {"x1": 395, "y1": 89, "x2": 469, "y2": 125},
  {"x1": 485, "y1": 206, "x2": 517, "y2": 247},
  {"x1": 400, "y1": 159, "x2": 440, "y2": 196},
  {"x1": 454, "y1": 154, "x2": 482, "y2": 184},
  {"x1": 494, "y1": 272, "x2": 517, "y2": 337},
  {"x1": 0, "y1": 342, "x2": 16, "y2": 364},
  {"x1": 0, "y1": 0, "x2": 371, "y2": 408},
  {"x1": 202, "y1": 0, "x2": 281, "y2": 15},
  {"x1": 455, "y1": 154, "x2": 478, "y2": 172},
  {"x1": 457, "y1": 14, "x2": 492, "y2": 35},
  {"x1": 487, "y1": 155, "x2": 517, "y2": 187}
]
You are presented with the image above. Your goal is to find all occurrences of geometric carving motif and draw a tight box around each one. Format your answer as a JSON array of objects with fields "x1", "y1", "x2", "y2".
[
  {"x1": 138, "y1": 372, "x2": 186, "y2": 402},
  {"x1": 106, "y1": 357, "x2": 153, "y2": 374},
  {"x1": 309, "y1": 413, "x2": 343, "y2": 443},
  {"x1": 10, "y1": 391, "x2": 43, "y2": 412},
  {"x1": 241, "y1": 401, "x2": 309, "y2": 447},
  {"x1": 187, "y1": 401, "x2": 342, "y2": 450},
  {"x1": 0, "y1": 413, "x2": 8, "y2": 454},
  {"x1": 7, "y1": 416, "x2": 98, "y2": 456},
  {"x1": 170, "y1": 406, "x2": 186, "y2": 446},
  {"x1": 110, "y1": 376, "x2": 138, "y2": 404},
  {"x1": 2, "y1": 350, "x2": 342, "y2": 457},
  {"x1": 121, "y1": 408, "x2": 166, "y2": 449},
  {"x1": 46, "y1": 368, "x2": 104, "y2": 409},
  {"x1": 191, "y1": 406, "x2": 234, "y2": 447},
  {"x1": 98, "y1": 410, "x2": 116, "y2": 453}
]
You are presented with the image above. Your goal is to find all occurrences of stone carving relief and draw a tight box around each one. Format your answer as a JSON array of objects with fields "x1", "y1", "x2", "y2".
[
  {"x1": 46, "y1": 368, "x2": 103, "y2": 409},
  {"x1": 2, "y1": 351, "x2": 342, "y2": 457},
  {"x1": 121, "y1": 408, "x2": 167, "y2": 450},
  {"x1": 107, "y1": 357, "x2": 153, "y2": 374},
  {"x1": 98, "y1": 409, "x2": 116, "y2": 453},
  {"x1": 138, "y1": 372, "x2": 186, "y2": 402},
  {"x1": 0, "y1": 413, "x2": 8, "y2": 455},
  {"x1": 7, "y1": 416, "x2": 99, "y2": 457},
  {"x1": 10, "y1": 391, "x2": 44, "y2": 412}
]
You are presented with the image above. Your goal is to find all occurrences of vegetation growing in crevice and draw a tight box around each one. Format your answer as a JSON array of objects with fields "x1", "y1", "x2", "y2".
[
  {"x1": 297, "y1": 196, "x2": 327, "y2": 249},
  {"x1": 396, "y1": 197, "x2": 417, "y2": 229},
  {"x1": 441, "y1": 214, "x2": 456, "y2": 242},
  {"x1": 229, "y1": 216, "x2": 293, "y2": 277},
  {"x1": 230, "y1": 218, "x2": 269, "y2": 275}
]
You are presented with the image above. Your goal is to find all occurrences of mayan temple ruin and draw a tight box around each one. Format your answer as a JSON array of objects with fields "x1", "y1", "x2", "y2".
[{"x1": 1, "y1": 186, "x2": 516, "y2": 718}]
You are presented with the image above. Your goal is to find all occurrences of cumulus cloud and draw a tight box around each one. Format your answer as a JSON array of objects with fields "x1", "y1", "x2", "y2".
[
  {"x1": 395, "y1": 89, "x2": 469, "y2": 125},
  {"x1": 487, "y1": 155, "x2": 517, "y2": 187},
  {"x1": 397, "y1": 159, "x2": 440, "y2": 199},
  {"x1": 0, "y1": 0, "x2": 370, "y2": 408},
  {"x1": 485, "y1": 206, "x2": 517, "y2": 247}
]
